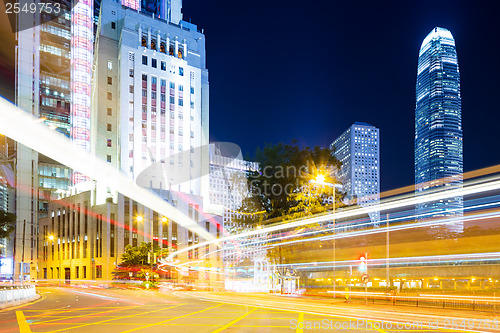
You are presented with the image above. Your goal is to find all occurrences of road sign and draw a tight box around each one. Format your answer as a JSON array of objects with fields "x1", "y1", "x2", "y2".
[{"x1": 361, "y1": 274, "x2": 369, "y2": 284}]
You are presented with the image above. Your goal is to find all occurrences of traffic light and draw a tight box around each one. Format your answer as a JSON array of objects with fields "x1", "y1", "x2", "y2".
[{"x1": 358, "y1": 255, "x2": 367, "y2": 272}]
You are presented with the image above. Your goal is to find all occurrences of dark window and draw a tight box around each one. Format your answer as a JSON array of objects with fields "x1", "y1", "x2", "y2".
[
  {"x1": 107, "y1": 108, "x2": 112, "y2": 116},
  {"x1": 83, "y1": 266, "x2": 87, "y2": 278},
  {"x1": 111, "y1": 21, "x2": 116, "y2": 29},
  {"x1": 107, "y1": 92, "x2": 112, "y2": 100},
  {"x1": 142, "y1": 55, "x2": 147, "y2": 65},
  {"x1": 142, "y1": 74, "x2": 147, "y2": 81},
  {"x1": 107, "y1": 123, "x2": 112, "y2": 131},
  {"x1": 129, "y1": 69, "x2": 134, "y2": 77},
  {"x1": 152, "y1": 58, "x2": 157, "y2": 68},
  {"x1": 107, "y1": 155, "x2": 111, "y2": 163},
  {"x1": 129, "y1": 85, "x2": 134, "y2": 93},
  {"x1": 107, "y1": 76, "x2": 112, "y2": 85},
  {"x1": 179, "y1": 67, "x2": 184, "y2": 76},
  {"x1": 161, "y1": 61, "x2": 166, "y2": 71},
  {"x1": 107, "y1": 139, "x2": 112, "y2": 147},
  {"x1": 96, "y1": 265, "x2": 102, "y2": 278}
]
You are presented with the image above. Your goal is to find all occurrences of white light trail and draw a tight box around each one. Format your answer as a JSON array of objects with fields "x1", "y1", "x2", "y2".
[
  {"x1": 166, "y1": 175, "x2": 500, "y2": 261},
  {"x1": 0, "y1": 97, "x2": 214, "y2": 241}
]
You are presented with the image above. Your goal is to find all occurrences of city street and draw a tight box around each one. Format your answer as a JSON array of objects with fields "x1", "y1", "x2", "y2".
[{"x1": 0, "y1": 287, "x2": 499, "y2": 332}]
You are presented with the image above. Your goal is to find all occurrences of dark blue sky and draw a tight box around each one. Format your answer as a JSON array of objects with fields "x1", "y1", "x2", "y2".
[{"x1": 183, "y1": 0, "x2": 500, "y2": 191}]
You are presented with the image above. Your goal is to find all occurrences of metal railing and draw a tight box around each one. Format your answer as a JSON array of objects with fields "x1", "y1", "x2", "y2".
[{"x1": 0, "y1": 285, "x2": 37, "y2": 306}]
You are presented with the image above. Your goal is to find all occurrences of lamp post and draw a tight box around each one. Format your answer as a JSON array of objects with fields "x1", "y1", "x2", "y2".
[
  {"x1": 137, "y1": 215, "x2": 154, "y2": 273},
  {"x1": 48, "y1": 234, "x2": 61, "y2": 287},
  {"x1": 309, "y1": 175, "x2": 342, "y2": 300}
]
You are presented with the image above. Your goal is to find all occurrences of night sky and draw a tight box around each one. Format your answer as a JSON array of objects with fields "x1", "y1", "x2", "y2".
[{"x1": 183, "y1": 0, "x2": 500, "y2": 192}]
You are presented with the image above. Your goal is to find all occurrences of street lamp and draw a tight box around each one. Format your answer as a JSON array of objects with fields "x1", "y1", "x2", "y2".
[
  {"x1": 136, "y1": 215, "x2": 154, "y2": 273},
  {"x1": 309, "y1": 174, "x2": 342, "y2": 299},
  {"x1": 47, "y1": 234, "x2": 61, "y2": 286}
]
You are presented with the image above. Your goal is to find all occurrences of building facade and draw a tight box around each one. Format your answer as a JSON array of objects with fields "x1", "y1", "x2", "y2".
[
  {"x1": 37, "y1": 189, "x2": 223, "y2": 286},
  {"x1": 331, "y1": 122, "x2": 380, "y2": 224},
  {"x1": 13, "y1": 0, "x2": 93, "y2": 281},
  {"x1": 207, "y1": 143, "x2": 262, "y2": 264},
  {"x1": 92, "y1": 0, "x2": 209, "y2": 202},
  {"x1": 415, "y1": 27, "x2": 463, "y2": 231}
]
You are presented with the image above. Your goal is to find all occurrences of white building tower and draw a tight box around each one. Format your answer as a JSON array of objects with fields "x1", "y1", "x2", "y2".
[{"x1": 331, "y1": 122, "x2": 380, "y2": 224}]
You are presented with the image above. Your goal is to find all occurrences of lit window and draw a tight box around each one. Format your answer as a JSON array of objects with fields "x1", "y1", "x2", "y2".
[{"x1": 107, "y1": 61, "x2": 112, "y2": 70}]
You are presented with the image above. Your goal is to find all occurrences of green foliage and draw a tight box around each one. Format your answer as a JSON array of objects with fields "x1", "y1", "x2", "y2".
[
  {"x1": 119, "y1": 242, "x2": 164, "y2": 267},
  {"x1": 235, "y1": 141, "x2": 343, "y2": 225},
  {"x1": 0, "y1": 210, "x2": 15, "y2": 239}
]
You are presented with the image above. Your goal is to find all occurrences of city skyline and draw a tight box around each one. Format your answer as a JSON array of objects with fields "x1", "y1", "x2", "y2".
[{"x1": 182, "y1": 0, "x2": 500, "y2": 192}]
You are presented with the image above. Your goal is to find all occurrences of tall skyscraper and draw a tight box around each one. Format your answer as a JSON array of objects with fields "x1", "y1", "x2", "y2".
[
  {"x1": 92, "y1": 0, "x2": 209, "y2": 202},
  {"x1": 13, "y1": 0, "x2": 93, "y2": 281},
  {"x1": 331, "y1": 122, "x2": 380, "y2": 224},
  {"x1": 415, "y1": 27, "x2": 463, "y2": 230}
]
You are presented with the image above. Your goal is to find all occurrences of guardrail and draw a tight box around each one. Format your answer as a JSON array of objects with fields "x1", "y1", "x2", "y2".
[
  {"x1": 321, "y1": 290, "x2": 500, "y2": 313},
  {"x1": 0, "y1": 285, "x2": 37, "y2": 307}
]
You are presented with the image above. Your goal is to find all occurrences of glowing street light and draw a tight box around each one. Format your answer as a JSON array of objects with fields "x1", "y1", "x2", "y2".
[{"x1": 309, "y1": 173, "x2": 342, "y2": 299}]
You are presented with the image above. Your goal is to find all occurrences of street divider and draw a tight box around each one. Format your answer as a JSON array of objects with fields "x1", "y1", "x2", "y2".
[{"x1": 0, "y1": 286, "x2": 37, "y2": 308}]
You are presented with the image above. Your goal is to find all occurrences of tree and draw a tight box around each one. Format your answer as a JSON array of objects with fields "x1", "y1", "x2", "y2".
[
  {"x1": 235, "y1": 141, "x2": 343, "y2": 224},
  {"x1": 119, "y1": 242, "x2": 163, "y2": 267},
  {"x1": 0, "y1": 210, "x2": 15, "y2": 239}
]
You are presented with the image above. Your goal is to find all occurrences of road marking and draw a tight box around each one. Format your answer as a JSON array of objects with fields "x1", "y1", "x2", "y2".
[
  {"x1": 16, "y1": 311, "x2": 32, "y2": 333},
  {"x1": 296, "y1": 312, "x2": 304, "y2": 333},
  {"x1": 210, "y1": 307, "x2": 257, "y2": 333},
  {"x1": 122, "y1": 303, "x2": 224, "y2": 332},
  {"x1": 32, "y1": 305, "x2": 141, "y2": 325},
  {"x1": 45, "y1": 303, "x2": 187, "y2": 332}
]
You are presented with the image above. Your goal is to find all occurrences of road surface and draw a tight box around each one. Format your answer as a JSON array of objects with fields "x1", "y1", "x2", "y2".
[{"x1": 0, "y1": 287, "x2": 498, "y2": 332}]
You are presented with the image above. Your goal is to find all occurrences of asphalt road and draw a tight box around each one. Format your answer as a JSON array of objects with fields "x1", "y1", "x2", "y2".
[{"x1": 0, "y1": 287, "x2": 498, "y2": 332}]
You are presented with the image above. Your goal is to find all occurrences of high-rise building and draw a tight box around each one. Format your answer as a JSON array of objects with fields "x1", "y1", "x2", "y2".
[
  {"x1": 13, "y1": 0, "x2": 93, "y2": 281},
  {"x1": 207, "y1": 143, "x2": 262, "y2": 264},
  {"x1": 92, "y1": 0, "x2": 209, "y2": 203},
  {"x1": 415, "y1": 27, "x2": 463, "y2": 230},
  {"x1": 331, "y1": 122, "x2": 380, "y2": 224},
  {"x1": 35, "y1": 0, "x2": 224, "y2": 285}
]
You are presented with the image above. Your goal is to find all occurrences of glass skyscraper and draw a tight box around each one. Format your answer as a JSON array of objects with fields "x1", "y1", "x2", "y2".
[{"x1": 415, "y1": 27, "x2": 463, "y2": 230}]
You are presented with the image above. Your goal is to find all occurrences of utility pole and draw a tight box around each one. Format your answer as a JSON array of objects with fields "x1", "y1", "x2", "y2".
[{"x1": 386, "y1": 213, "x2": 390, "y2": 290}]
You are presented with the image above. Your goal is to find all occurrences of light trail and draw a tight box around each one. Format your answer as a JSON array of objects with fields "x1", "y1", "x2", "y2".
[
  {"x1": 166, "y1": 188, "x2": 500, "y2": 261},
  {"x1": 215, "y1": 197, "x2": 500, "y2": 259},
  {"x1": 166, "y1": 173, "x2": 500, "y2": 262},
  {"x1": 0, "y1": 97, "x2": 214, "y2": 240}
]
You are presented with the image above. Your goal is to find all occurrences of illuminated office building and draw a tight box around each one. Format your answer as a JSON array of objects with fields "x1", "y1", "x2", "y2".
[
  {"x1": 92, "y1": 0, "x2": 209, "y2": 201},
  {"x1": 331, "y1": 122, "x2": 380, "y2": 224},
  {"x1": 415, "y1": 27, "x2": 463, "y2": 231},
  {"x1": 13, "y1": 0, "x2": 93, "y2": 281}
]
